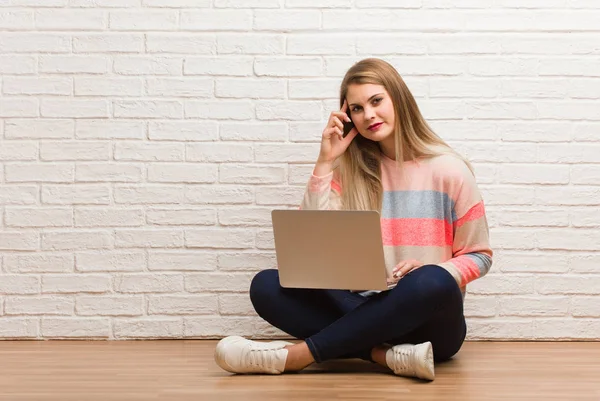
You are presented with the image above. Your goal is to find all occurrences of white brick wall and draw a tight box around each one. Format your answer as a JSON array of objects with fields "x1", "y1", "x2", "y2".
[{"x1": 1, "y1": 1, "x2": 599, "y2": 341}]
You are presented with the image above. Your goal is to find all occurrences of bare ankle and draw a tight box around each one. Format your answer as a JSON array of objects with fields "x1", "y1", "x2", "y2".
[
  {"x1": 371, "y1": 345, "x2": 391, "y2": 369},
  {"x1": 284, "y1": 342, "x2": 315, "y2": 372}
]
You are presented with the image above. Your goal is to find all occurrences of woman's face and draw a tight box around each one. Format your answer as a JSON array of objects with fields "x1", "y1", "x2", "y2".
[{"x1": 346, "y1": 83, "x2": 395, "y2": 143}]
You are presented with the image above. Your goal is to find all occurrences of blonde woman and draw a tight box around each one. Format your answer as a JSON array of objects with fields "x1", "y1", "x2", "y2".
[{"x1": 214, "y1": 58, "x2": 493, "y2": 381}]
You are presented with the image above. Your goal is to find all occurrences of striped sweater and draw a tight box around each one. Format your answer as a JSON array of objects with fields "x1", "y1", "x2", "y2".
[{"x1": 301, "y1": 153, "x2": 493, "y2": 293}]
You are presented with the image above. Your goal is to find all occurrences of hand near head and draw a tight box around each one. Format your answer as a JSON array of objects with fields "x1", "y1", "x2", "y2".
[{"x1": 317, "y1": 100, "x2": 359, "y2": 166}]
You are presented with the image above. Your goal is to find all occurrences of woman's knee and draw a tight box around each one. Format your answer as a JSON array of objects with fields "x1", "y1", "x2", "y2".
[
  {"x1": 409, "y1": 264, "x2": 462, "y2": 302},
  {"x1": 249, "y1": 269, "x2": 280, "y2": 310}
]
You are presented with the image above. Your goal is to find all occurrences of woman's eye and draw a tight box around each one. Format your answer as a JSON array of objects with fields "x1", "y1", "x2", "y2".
[{"x1": 373, "y1": 98, "x2": 382, "y2": 104}]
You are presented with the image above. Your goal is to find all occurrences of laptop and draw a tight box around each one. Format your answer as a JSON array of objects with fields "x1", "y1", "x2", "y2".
[{"x1": 271, "y1": 209, "x2": 389, "y2": 291}]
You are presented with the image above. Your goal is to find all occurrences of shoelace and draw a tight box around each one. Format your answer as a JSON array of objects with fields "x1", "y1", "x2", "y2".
[
  {"x1": 393, "y1": 347, "x2": 415, "y2": 376},
  {"x1": 243, "y1": 344, "x2": 278, "y2": 371}
]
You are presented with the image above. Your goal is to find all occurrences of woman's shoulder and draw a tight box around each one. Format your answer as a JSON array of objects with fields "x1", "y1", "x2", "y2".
[{"x1": 423, "y1": 153, "x2": 474, "y2": 184}]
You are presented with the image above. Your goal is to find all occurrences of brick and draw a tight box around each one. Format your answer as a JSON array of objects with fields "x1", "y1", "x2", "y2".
[
  {"x1": 76, "y1": 295, "x2": 143, "y2": 316},
  {"x1": 186, "y1": 143, "x2": 253, "y2": 163},
  {"x1": 536, "y1": 275, "x2": 600, "y2": 295},
  {"x1": 146, "y1": 208, "x2": 216, "y2": 226},
  {"x1": 185, "y1": 272, "x2": 255, "y2": 292},
  {"x1": 218, "y1": 252, "x2": 276, "y2": 271},
  {"x1": 41, "y1": 141, "x2": 109, "y2": 161},
  {"x1": 113, "y1": 56, "x2": 182, "y2": 75},
  {"x1": 533, "y1": 319, "x2": 600, "y2": 340},
  {"x1": 4, "y1": 254, "x2": 74, "y2": 273},
  {"x1": 39, "y1": 55, "x2": 109, "y2": 74},
  {"x1": 0, "y1": 33, "x2": 70, "y2": 53},
  {"x1": 148, "y1": 295, "x2": 217, "y2": 315},
  {"x1": 6, "y1": 164, "x2": 74, "y2": 183},
  {"x1": 42, "y1": 274, "x2": 111, "y2": 294},
  {"x1": 5, "y1": 208, "x2": 72, "y2": 228},
  {"x1": 0, "y1": 10, "x2": 32, "y2": 29},
  {"x1": 75, "y1": 208, "x2": 144, "y2": 227},
  {"x1": 3, "y1": 77, "x2": 72, "y2": 96},
  {"x1": 255, "y1": 186, "x2": 305, "y2": 206},
  {"x1": 149, "y1": 251, "x2": 217, "y2": 271},
  {"x1": 218, "y1": 294, "x2": 254, "y2": 315},
  {"x1": 41, "y1": 99, "x2": 109, "y2": 118},
  {"x1": 146, "y1": 78, "x2": 212, "y2": 98},
  {"x1": 287, "y1": 35, "x2": 354, "y2": 55},
  {"x1": 255, "y1": 229, "x2": 275, "y2": 250},
  {"x1": 5, "y1": 119, "x2": 74, "y2": 140},
  {"x1": 288, "y1": 79, "x2": 339, "y2": 100},
  {"x1": 219, "y1": 164, "x2": 286, "y2": 184},
  {"x1": 497, "y1": 122, "x2": 571, "y2": 142},
  {"x1": 114, "y1": 142, "x2": 184, "y2": 162},
  {"x1": 147, "y1": 34, "x2": 215, "y2": 54},
  {"x1": 76, "y1": 251, "x2": 146, "y2": 272},
  {"x1": 499, "y1": 297, "x2": 569, "y2": 317},
  {"x1": 255, "y1": 143, "x2": 319, "y2": 163},
  {"x1": 0, "y1": 141, "x2": 38, "y2": 161},
  {"x1": 254, "y1": 57, "x2": 322, "y2": 77},
  {"x1": 36, "y1": 9, "x2": 105, "y2": 30},
  {"x1": 571, "y1": 297, "x2": 600, "y2": 317},
  {"x1": 109, "y1": 10, "x2": 178, "y2": 31},
  {"x1": 215, "y1": 0, "x2": 278, "y2": 6},
  {"x1": 115, "y1": 274, "x2": 184, "y2": 293},
  {"x1": 0, "y1": 99, "x2": 39, "y2": 117},
  {"x1": 220, "y1": 122, "x2": 288, "y2": 141},
  {"x1": 144, "y1": 0, "x2": 210, "y2": 6},
  {"x1": 185, "y1": 57, "x2": 253, "y2": 76},
  {"x1": 185, "y1": 228, "x2": 254, "y2": 249},
  {"x1": 42, "y1": 318, "x2": 109, "y2": 338},
  {"x1": 0, "y1": 319, "x2": 39, "y2": 339},
  {"x1": 463, "y1": 295, "x2": 497, "y2": 318},
  {"x1": 218, "y1": 207, "x2": 272, "y2": 226},
  {"x1": 0, "y1": 275, "x2": 40, "y2": 295},
  {"x1": 499, "y1": 164, "x2": 569, "y2": 184},
  {"x1": 115, "y1": 229, "x2": 184, "y2": 248},
  {"x1": 114, "y1": 185, "x2": 185, "y2": 204},
  {"x1": 147, "y1": 164, "x2": 217, "y2": 183},
  {"x1": 0, "y1": 55, "x2": 36, "y2": 74},
  {"x1": 0, "y1": 186, "x2": 38, "y2": 205},
  {"x1": 467, "y1": 319, "x2": 534, "y2": 340},
  {"x1": 185, "y1": 185, "x2": 254, "y2": 205},
  {"x1": 149, "y1": 121, "x2": 218, "y2": 141},
  {"x1": 495, "y1": 251, "x2": 569, "y2": 273},
  {"x1": 537, "y1": 229, "x2": 600, "y2": 251},
  {"x1": 468, "y1": 274, "x2": 535, "y2": 295},
  {"x1": 256, "y1": 100, "x2": 321, "y2": 121},
  {"x1": 41, "y1": 231, "x2": 113, "y2": 251},
  {"x1": 73, "y1": 34, "x2": 143, "y2": 53},
  {"x1": 76, "y1": 120, "x2": 144, "y2": 140},
  {"x1": 254, "y1": 11, "x2": 320, "y2": 31},
  {"x1": 536, "y1": 187, "x2": 600, "y2": 206},
  {"x1": 114, "y1": 100, "x2": 183, "y2": 119},
  {"x1": 6, "y1": 296, "x2": 73, "y2": 315},
  {"x1": 76, "y1": 163, "x2": 143, "y2": 183},
  {"x1": 114, "y1": 318, "x2": 183, "y2": 339},
  {"x1": 185, "y1": 100, "x2": 253, "y2": 120},
  {"x1": 184, "y1": 316, "x2": 285, "y2": 338},
  {"x1": 75, "y1": 77, "x2": 143, "y2": 97},
  {"x1": 537, "y1": 144, "x2": 600, "y2": 163},
  {"x1": 218, "y1": 34, "x2": 283, "y2": 55},
  {"x1": 181, "y1": 10, "x2": 251, "y2": 31},
  {"x1": 42, "y1": 184, "x2": 110, "y2": 205},
  {"x1": 216, "y1": 78, "x2": 285, "y2": 99}
]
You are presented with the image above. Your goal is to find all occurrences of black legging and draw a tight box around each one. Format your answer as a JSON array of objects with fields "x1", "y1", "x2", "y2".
[{"x1": 250, "y1": 264, "x2": 466, "y2": 363}]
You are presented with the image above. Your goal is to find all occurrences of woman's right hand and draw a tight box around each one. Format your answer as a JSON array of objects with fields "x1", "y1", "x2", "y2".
[{"x1": 317, "y1": 100, "x2": 359, "y2": 166}]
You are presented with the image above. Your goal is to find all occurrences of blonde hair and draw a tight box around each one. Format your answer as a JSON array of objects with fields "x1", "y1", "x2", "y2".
[{"x1": 338, "y1": 58, "x2": 474, "y2": 211}]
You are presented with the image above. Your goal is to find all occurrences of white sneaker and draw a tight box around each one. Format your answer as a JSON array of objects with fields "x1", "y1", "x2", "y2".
[
  {"x1": 214, "y1": 336, "x2": 294, "y2": 374},
  {"x1": 386, "y1": 341, "x2": 435, "y2": 381}
]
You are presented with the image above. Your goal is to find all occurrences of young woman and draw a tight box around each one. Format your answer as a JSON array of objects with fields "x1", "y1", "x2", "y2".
[{"x1": 214, "y1": 58, "x2": 493, "y2": 381}]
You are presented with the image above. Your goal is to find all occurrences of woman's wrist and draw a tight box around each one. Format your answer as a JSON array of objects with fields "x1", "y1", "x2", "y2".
[{"x1": 313, "y1": 160, "x2": 334, "y2": 177}]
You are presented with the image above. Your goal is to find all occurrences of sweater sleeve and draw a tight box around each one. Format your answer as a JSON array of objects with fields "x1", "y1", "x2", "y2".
[
  {"x1": 437, "y1": 165, "x2": 493, "y2": 288},
  {"x1": 300, "y1": 171, "x2": 342, "y2": 210}
]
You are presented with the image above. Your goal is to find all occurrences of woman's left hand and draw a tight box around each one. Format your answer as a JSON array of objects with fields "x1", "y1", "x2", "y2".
[{"x1": 387, "y1": 259, "x2": 424, "y2": 285}]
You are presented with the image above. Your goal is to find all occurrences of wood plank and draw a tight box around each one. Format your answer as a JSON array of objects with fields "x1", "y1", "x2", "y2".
[{"x1": 0, "y1": 341, "x2": 598, "y2": 401}]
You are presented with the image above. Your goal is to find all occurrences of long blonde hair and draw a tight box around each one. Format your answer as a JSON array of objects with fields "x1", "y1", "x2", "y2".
[{"x1": 338, "y1": 58, "x2": 474, "y2": 211}]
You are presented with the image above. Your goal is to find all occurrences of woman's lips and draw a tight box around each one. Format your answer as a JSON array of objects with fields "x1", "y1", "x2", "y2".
[{"x1": 368, "y1": 122, "x2": 383, "y2": 131}]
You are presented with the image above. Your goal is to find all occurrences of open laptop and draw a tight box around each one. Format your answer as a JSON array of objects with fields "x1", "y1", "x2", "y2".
[{"x1": 271, "y1": 210, "x2": 389, "y2": 291}]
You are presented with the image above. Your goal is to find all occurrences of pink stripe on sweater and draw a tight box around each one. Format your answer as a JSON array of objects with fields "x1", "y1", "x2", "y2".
[
  {"x1": 381, "y1": 218, "x2": 453, "y2": 247},
  {"x1": 451, "y1": 256, "x2": 481, "y2": 283},
  {"x1": 454, "y1": 201, "x2": 485, "y2": 228}
]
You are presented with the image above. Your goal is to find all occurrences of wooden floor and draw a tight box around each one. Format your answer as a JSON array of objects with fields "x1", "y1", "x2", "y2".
[{"x1": 0, "y1": 341, "x2": 598, "y2": 401}]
